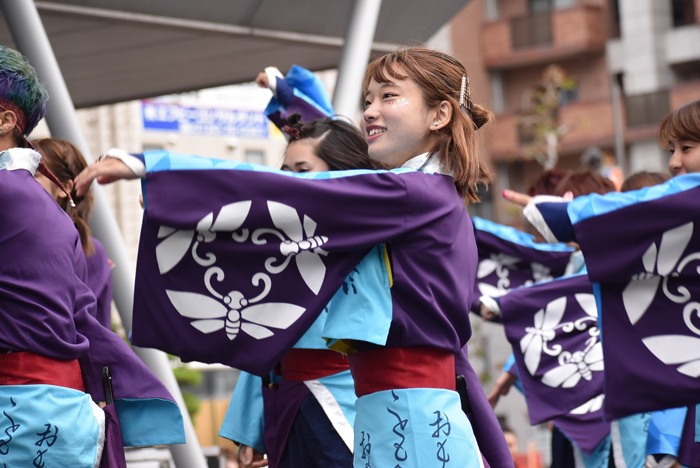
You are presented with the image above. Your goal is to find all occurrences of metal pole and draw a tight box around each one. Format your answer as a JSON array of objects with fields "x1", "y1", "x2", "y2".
[
  {"x1": 610, "y1": 74, "x2": 627, "y2": 176},
  {"x1": 332, "y1": 0, "x2": 383, "y2": 121},
  {"x1": 1, "y1": 2, "x2": 207, "y2": 467}
]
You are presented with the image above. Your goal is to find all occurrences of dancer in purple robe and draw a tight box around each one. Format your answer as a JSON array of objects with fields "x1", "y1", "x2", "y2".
[
  {"x1": 0, "y1": 45, "x2": 184, "y2": 468},
  {"x1": 33, "y1": 138, "x2": 113, "y2": 328},
  {"x1": 76, "y1": 48, "x2": 513, "y2": 468},
  {"x1": 221, "y1": 112, "x2": 383, "y2": 468},
  {"x1": 503, "y1": 101, "x2": 700, "y2": 465}
]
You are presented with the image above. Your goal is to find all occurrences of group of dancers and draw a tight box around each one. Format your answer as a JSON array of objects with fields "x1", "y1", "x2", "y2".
[{"x1": 3, "y1": 37, "x2": 700, "y2": 468}]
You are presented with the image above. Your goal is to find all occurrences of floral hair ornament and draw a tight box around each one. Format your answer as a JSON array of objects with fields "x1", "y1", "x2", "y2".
[
  {"x1": 283, "y1": 125, "x2": 301, "y2": 141},
  {"x1": 0, "y1": 97, "x2": 75, "y2": 207}
]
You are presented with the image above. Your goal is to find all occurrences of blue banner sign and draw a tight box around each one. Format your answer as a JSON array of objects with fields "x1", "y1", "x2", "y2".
[{"x1": 142, "y1": 101, "x2": 269, "y2": 139}]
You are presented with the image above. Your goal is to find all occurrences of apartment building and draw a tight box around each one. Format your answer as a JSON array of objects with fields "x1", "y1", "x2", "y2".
[{"x1": 451, "y1": 0, "x2": 700, "y2": 222}]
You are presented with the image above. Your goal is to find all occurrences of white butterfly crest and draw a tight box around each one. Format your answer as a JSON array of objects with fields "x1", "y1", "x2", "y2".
[
  {"x1": 252, "y1": 201, "x2": 329, "y2": 295},
  {"x1": 541, "y1": 341, "x2": 604, "y2": 388},
  {"x1": 570, "y1": 394, "x2": 604, "y2": 415},
  {"x1": 521, "y1": 297, "x2": 567, "y2": 375},
  {"x1": 166, "y1": 276, "x2": 305, "y2": 341}
]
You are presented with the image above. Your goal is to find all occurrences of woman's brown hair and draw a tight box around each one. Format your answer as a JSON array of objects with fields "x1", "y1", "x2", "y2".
[
  {"x1": 659, "y1": 99, "x2": 700, "y2": 147},
  {"x1": 621, "y1": 171, "x2": 670, "y2": 192},
  {"x1": 284, "y1": 113, "x2": 384, "y2": 171},
  {"x1": 362, "y1": 48, "x2": 493, "y2": 203},
  {"x1": 32, "y1": 138, "x2": 95, "y2": 256},
  {"x1": 553, "y1": 171, "x2": 616, "y2": 198}
]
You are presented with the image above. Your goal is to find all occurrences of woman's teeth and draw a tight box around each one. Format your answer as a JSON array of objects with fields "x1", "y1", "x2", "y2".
[{"x1": 369, "y1": 128, "x2": 386, "y2": 136}]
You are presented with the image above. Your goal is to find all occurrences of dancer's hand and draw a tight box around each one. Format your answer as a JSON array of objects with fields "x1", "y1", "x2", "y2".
[
  {"x1": 487, "y1": 371, "x2": 517, "y2": 409},
  {"x1": 502, "y1": 190, "x2": 532, "y2": 207},
  {"x1": 75, "y1": 157, "x2": 136, "y2": 196},
  {"x1": 238, "y1": 445, "x2": 268, "y2": 468},
  {"x1": 480, "y1": 303, "x2": 496, "y2": 322},
  {"x1": 255, "y1": 72, "x2": 269, "y2": 89}
]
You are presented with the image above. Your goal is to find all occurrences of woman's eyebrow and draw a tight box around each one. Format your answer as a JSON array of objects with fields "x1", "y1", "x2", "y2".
[{"x1": 365, "y1": 81, "x2": 396, "y2": 97}]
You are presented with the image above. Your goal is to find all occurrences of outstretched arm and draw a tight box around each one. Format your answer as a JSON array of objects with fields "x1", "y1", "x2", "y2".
[
  {"x1": 502, "y1": 190, "x2": 577, "y2": 244},
  {"x1": 75, "y1": 149, "x2": 143, "y2": 196}
]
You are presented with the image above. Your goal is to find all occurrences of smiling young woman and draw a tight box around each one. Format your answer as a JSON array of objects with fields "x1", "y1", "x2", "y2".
[
  {"x1": 74, "y1": 47, "x2": 513, "y2": 468},
  {"x1": 361, "y1": 48, "x2": 493, "y2": 202}
]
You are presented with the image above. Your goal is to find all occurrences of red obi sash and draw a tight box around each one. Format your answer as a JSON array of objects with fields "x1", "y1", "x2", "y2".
[
  {"x1": 0, "y1": 352, "x2": 85, "y2": 392},
  {"x1": 348, "y1": 347, "x2": 456, "y2": 398},
  {"x1": 280, "y1": 349, "x2": 350, "y2": 381}
]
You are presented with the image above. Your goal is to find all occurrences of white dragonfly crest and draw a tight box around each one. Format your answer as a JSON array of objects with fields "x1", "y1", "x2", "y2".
[
  {"x1": 570, "y1": 394, "x2": 604, "y2": 415},
  {"x1": 252, "y1": 201, "x2": 329, "y2": 295},
  {"x1": 155, "y1": 201, "x2": 253, "y2": 274},
  {"x1": 622, "y1": 222, "x2": 698, "y2": 325},
  {"x1": 166, "y1": 279, "x2": 305, "y2": 341},
  {"x1": 521, "y1": 297, "x2": 567, "y2": 375},
  {"x1": 541, "y1": 341, "x2": 604, "y2": 388}
]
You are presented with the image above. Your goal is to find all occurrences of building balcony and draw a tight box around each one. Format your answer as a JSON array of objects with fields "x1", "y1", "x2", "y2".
[
  {"x1": 483, "y1": 5, "x2": 607, "y2": 70},
  {"x1": 489, "y1": 100, "x2": 615, "y2": 161}
]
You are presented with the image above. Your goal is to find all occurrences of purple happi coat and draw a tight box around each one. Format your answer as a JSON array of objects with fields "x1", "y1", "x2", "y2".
[
  {"x1": 133, "y1": 152, "x2": 477, "y2": 374},
  {"x1": 568, "y1": 175, "x2": 700, "y2": 420},
  {"x1": 500, "y1": 274, "x2": 604, "y2": 424},
  {"x1": 0, "y1": 149, "x2": 184, "y2": 446},
  {"x1": 129, "y1": 150, "x2": 514, "y2": 467},
  {"x1": 472, "y1": 217, "x2": 573, "y2": 313},
  {"x1": 86, "y1": 237, "x2": 113, "y2": 329}
]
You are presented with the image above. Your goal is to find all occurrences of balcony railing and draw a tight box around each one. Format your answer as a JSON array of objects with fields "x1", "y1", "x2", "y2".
[
  {"x1": 624, "y1": 90, "x2": 670, "y2": 128},
  {"x1": 511, "y1": 12, "x2": 552, "y2": 49},
  {"x1": 483, "y1": 6, "x2": 606, "y2": 69}
]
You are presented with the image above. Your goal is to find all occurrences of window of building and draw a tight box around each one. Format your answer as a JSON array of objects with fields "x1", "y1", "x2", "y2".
[
  {"x1": 673, "y1": 0, "x2": 696, "y2": 27},
  {"x1": 624, "y1": 90, "x2": 670, "y2": 127},
  {"x1": 245, "y1": 150, "x2": 265, "y2": 166},
  {"x1": 512, "y1": 13, "x2": 552, "y2": 49},
  {"x1": 558, "y1": 86, "x2": 579, "y2": 106},
  {"x1": 529, "y1": 0, "x2": 552, "y2": 14}
]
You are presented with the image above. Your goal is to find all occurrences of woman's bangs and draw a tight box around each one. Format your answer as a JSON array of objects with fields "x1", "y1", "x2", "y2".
[{"x1": 362, "y1": 55, "x2": 409, "y2": 93}]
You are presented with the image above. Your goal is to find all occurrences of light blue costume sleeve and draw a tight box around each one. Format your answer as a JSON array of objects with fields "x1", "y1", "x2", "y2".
[
  {"x1": 647, "y1": 407, "x2": 688, "y2": 456},
  {"x1": 614, "y1": 413, "x2": 651, "y2": 468},
  {"x1": 501, "y1": 353, "x2": 524, "y2": 394},
  {"x1": 283, "y1": 65, "x2": 333, "y2": 116},
  {"x1": 219, "y1": 372, "x2": 266, "y2": 453}
]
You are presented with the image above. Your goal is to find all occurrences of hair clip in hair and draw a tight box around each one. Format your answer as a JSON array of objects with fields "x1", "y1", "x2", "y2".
[
  {"x1": 283, "y1": 125, "x2": 301, "y2": 141},
  {"x1": 459, "y1": 75, "x2": 467, "y2": 109}
]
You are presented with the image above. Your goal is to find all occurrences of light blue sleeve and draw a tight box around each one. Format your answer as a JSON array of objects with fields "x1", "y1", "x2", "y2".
[
  {"x1": 647, "y1": 407, "x2": 688, "y2": 456},
  {"x1": 219, "y1": 372, "x2": 266, "y2": 454},
  {"x1": 615, "y1": 413, "x2": 651, "y2": 468},
  {"x1": 284, "y1": 65, "x2": 334, "y2": 116}
]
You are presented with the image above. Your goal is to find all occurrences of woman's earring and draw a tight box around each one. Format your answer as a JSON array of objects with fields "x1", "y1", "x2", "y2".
[{"x1": 433, "y1": 121, "x2": 439, "y2": 134}]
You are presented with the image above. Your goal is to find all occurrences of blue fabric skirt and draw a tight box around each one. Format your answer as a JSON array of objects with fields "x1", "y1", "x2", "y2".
[
  {"x1": 353, "y1": 388, "x2": 482, "y2": 468},
  {"x1": 0, "y1": 385, "x2": 104, "y2": 467}
]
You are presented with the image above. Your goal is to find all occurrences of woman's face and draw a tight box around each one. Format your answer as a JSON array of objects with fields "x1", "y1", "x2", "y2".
[
  {"x1": 668, "y1": 137, "x2": 700, "y2": 176},
  {"x1": 361, "y1": 75, "x2": 435, "y2": 168},
  {"x1": 281, "y1": 140, "x2": 330, "y2": 173},
  {"x1": 35, "y1": 171, "x2": 62, "y2": 202}
]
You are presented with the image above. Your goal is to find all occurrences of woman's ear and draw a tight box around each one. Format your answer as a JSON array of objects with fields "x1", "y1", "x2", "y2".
[
  {"x1": 57, "y1": 179, "x2": 74, "y2": 199},
  {"x1": 0, "y1": 110, "x2": 17, "y2": 136},
  {"x1": 432, "y1": 100, "x2": 453, "y2": 131}
]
